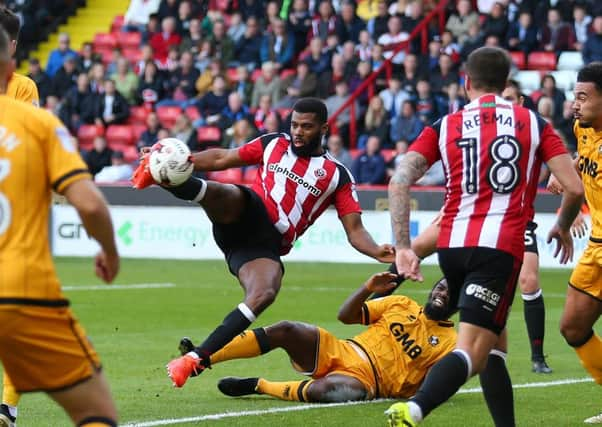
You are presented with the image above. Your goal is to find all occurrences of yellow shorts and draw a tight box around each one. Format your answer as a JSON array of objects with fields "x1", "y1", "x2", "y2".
[
  {"x1": 292, "y1": 327, "x2": 377, "y2": 399},
  {"x1": 0, "y1": 305, "x2": 101, "y2": 392},
  {"x1": 569, "y1": 241, "x2": 602, "y2": 301}
]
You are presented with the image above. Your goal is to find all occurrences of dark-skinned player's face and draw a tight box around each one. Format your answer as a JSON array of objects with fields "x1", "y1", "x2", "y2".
[
  {"x1": 574, "y1": 81, "x2": 602, "y2": 129},
  {"x1": 290, "y1": 111, "x2": 326, "y2": 157},
  {"x1": 424, "y1": 278, "x2": 451, "y2": 321}
]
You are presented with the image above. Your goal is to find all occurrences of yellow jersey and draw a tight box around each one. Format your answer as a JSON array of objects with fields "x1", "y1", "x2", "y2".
[
  {"x1": 575, "y1": 121, "x2": 602, "y2": 239},
  {"x1": 351, "y1": 295, "x2": 456, "y2": 398},
  {"x1": 0, "y1": 95, "x2": 91, "y2": 303},
  {"x1": 6, "y1": 72, "x2": 39, "y2": 106}
]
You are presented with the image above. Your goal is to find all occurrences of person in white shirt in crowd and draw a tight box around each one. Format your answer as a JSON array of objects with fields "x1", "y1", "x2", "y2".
[{"x1": 94, "y1": 151, "x2": 134, "y2": 183}]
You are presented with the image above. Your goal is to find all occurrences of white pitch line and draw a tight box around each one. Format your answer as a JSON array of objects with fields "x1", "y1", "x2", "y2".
[
  {"x1": 63, "y1": 283, "x2": 176, "y2": 291},
  {"x1": 284, "y1": 287, "x2": 569, "y2": 298},
  {"x1": 122, "y1": 377, "x2": 594, "y2": 427}
]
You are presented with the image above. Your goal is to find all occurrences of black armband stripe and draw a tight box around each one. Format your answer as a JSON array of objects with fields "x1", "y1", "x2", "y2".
[
  {"x1": 253, "y1": 327, "x2": 271, "y2": 353},
  {"x1": 52, "y1": 169, "x2": 90, "y2": 192},
  {"x1": 297, "y1": 379, "x2": 310, "y2": 402}
]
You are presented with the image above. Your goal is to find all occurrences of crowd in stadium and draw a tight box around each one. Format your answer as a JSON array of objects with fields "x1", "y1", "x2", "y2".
[{"x1": 22, "y1": 0, "x2": 602, "y2": 185}]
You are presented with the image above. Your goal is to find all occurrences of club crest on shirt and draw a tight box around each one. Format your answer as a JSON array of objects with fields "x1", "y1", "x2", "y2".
[
  {"x1": 428, "y1": 335, "x2": 440, "y2": 346},
  {"x1": 314, "y1": 167, "x2": 327, "y2": 179}
]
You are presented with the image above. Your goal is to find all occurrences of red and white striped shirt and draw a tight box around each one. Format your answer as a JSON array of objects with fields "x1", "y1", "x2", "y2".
[
  {"x1": 238, "y1": 132, "x2": 361, "y2": 254},
  {"x1": 410, "y1": 94, "x2": 567, "y2": 260}
]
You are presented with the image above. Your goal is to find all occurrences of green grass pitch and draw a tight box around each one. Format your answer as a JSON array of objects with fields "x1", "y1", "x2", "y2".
[{"x1": 4, "y1": 258, "x2": 600, "y2": 426}]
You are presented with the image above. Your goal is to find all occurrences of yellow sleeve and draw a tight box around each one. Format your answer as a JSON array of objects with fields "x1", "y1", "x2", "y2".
[
  {"x1": 21, "y1": 78, "x2": 40, "y2": 107},
  {"x1": 44, "y1": 114, "x2": 92, "y2": 193},
  {"x1": 363, "y1": 296, "x2": 413, "y2": 325}
]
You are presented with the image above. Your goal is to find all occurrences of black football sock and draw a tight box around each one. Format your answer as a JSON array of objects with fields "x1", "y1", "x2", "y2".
[
  {"x1": 479, "y1": 351, "x2": 515, "y2": 427},
  {"x1": 411, "y1": 350, "x2": 471, "y2": 418},
  {"x1": 194, "y1": 303, "x2": 257, "y2": 363},
  {"x1": 522, "y1": 290, "x2": 545, "y2": 360},
  {"x1": 370, "y1": 263, "x2": 406, "y2": 299},
  {"x1": 164, "y1": 176, "x2": 207, "y2": 202}
]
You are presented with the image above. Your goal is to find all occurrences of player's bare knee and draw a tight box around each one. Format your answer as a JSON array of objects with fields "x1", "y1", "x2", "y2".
[
  {"x1": 245, "y1": 286, "x2": 279, "y2": 313},
  {"x1": 519, "y1": 272, "x2": 539, "y2": 294},
  {"x1": 267, "y1": 320, "x2": 298, "y2": 341},
  {"x1": 560, "y1": 320, "x2": 589, "y2": 346}
]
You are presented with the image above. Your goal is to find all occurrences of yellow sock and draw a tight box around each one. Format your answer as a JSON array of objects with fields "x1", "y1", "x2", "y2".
[
  {"x1": 256, "y1": 379, "x2": 314, "y2": 402},
  {"x1": 2, "y1": 372, "x2": 20, "y2": 407},
  {"x1": 575, "y1": 333, "x2": 602, "y2": 384},
  {"x1": 210, "y1": 330, "x2": 261, "y2": 365}
]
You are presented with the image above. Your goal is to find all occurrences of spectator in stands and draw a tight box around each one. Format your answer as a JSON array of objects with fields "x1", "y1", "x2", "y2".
[
  {"x1": 327, "y1": 134, "x2": 353, "y2": 170},
  {"x1": 303, "y1": 37, "x2": 332, "y2": 77},
  {"x1": 253, "y1": 94, "x2": 276, "y2": 131},
  {"x1": 234, "y1": 16, "x2": 262, "y2": 70},
  {"x1": 348, "y1": 60, "x2": 372, "y2": 108},
  {"x1": 422, "y1": 38, "x2": 442, "y2": 73},
  {"x1": 88, "y1": 62, "x2": 107, "y2": 94},
  {"x1": 341, "y1": 40, "x2": 360, "y2": 76},
  {"x1": 239, "y1": 0, "x2": 265, "y2": 21},
  {"x1": 460, "y1": 22, "x2": 483, "y2": 61},
  {"x1": 398, "y1": 53, "x2": 421, "y2": 96},
  {"x1": 556, "y1": 99, "x2": 577, "y2": 152},
  {"x1": 416, "y1": 160, "x2": 445, "y2": 186},
  {"x1": 164, "y1": 45, "x2": 180, "y2": 73},
  {"x1": 360, "y1": 95, "x2": 390, "y2": 149},
  {"x1": 369, "y1": 43, "x2": 389, "y2": 92},
  {"x1": 195, "y1": 58, "x2": 227, "y2": 98},
  {"x1": 540, "y1": 8, "x2": 575, "y2": 53},
  {"x1": 91, "y1": 79, "x2": 131, "y2": 127},
  {"x1": 224, "y1": 117, "x2": 257, "y2": 149},
  {"x1": 142, "y1": 13, "x2": 161, "y2": 44},
  {"x1": 429, "y1": 53, "x2": 459, "y2": 96},
  {"x1": 45, "y1": 95, "x2": 62, "y2": 117},
  {"x1": 227, "y1": 11, "x2": 246, "y2": 45},
  {"x1": 351, "y1": 135, "x2": 386, "y2": 185},
  {"x1": 506, "y1": 11, "x2": 538, "y2": 54},
  {"x1": 135, "y1": 44, "x2": 155, "y2": 75},
  {"x1": 389, "y1": 99, "x2": 424, "y2": 146},
  {"x1": 572, "y1": 5, "x2": 592, "y2": 52},
  {"x1": 386, "y1": 139, "x2": 409, "y2": 180},
  {"x1": 46, "y1": 32, "x2": 78, "y2": 77},
  {"x1": 336, "y1": 0, "x2": 365, "y2": 44},
  {"x1": 263, "y1": 110, "x2": 284, "y2": 133},
  {"x1": 194, "y1": 75, "x2": 230, "y2": 126},
  {"x1": 309, "y1": 0, "x2": 339, "y2": 44},
  {"x1": 175, "y1": 0, "x2": 194, "y2": 37},
  {"x1": 583, "y1": 15, "x2": 602, "y2": 64},
  {"x1": 136, "y1": 60, "x2": 166, "y2": 107},
  {"x1": 378, "y1": 15, "x2": 409, "y2": 66},
  {"x1": 317, "y1": 52, "x2": 349, "y2": 98},
  {"x1": 137, "y1": 111, "x2": 163, "y2": 150},
  {"x1": 209, "y1": 19, "x2": 235, "y2": 65},
  {"x1": 401, "y1": 0, "x2": 426, "y2": 53},
  {"x1": 413, "y1": 79, "x2": 439, "y2": 124},
  {"x1": 77, "y1": 42, "x2": 101, "y2": 74},
  {"x1": 439, "y1": 81, "x2": 466, "y2": 114},
  {"x1": 482, "y1": 2, "x2": 509, "y2": 41},
  {"x1": 27, "y1": 58, "x2": 51, "y2": 106},
  {"x1": 260, "y1": 17, "x2": 296, "y2": 71},
  {"x1": 378, "y1": 76, "x2": 410, "y2": 119},
  {"x1": 218, "y1": 91, "x2": 253, "y2": 130},
  {"x1": 157, "y1": 0, "x2": 179, "y2": 22},
  {"x1": 505, "y1": 78, "x2": 537, "y2": 110},
  {"x1": 324, "y1": 80, "x2": 358, "y2": 143},
  {"x1": 112, "y1": 58, "x2": 139, "y2": 105},
  {"x1": 276, "y1": 62, "x2": 317, "y2": 109},
  {"x1": 59, "y1": 72, "x2": 93, "y2": 132},
  {"x1": 367, "y1": 0, "x2": 390, "y2": 41},
  {"x1": 251, "y1": 61, "x2": 282, "y2": 108},
  {"x1": 172, "y1": 114, "x2": 198, "y2": 151},
  {"x1": 288, "y1": 0, "x2": 313, "y2": 55},
  {"x1": 440, "y1": 30, "x2": 462, "y2": 65},
  {"x1": 532, "y1": 74, "x2": 565, "y2": 125},
  {"x1": 51, "y1": 55, "x2": 77, "y2": 98},
  {"x1": 231, "y1": 65, "x2": 254, "y2": 107},
  {"x1": 445, "y1": 0, "x2": 479, "y2": 45},
  {"x1": 123, "y1": 0, "x2": 161, "y2": 33},
  {"x1": 264, "y1": 0, "x2": 281, "y2": 30},
  {"x1": 537, "y1": 96, "x2": 555, "y2": 123},
  {"x1": 387, "y1": 0, "x2": 408, "y2": 16},
  {"x1": 179, "y1": 18, "x2": 203, "y2": 55},
  {"x1": 164, "y1": 51, "x2": 199, "y2": 105},
  {"x1": 84, "y1": 135, "x2": 113, "y2": 176},
  {"x1": 149, "y1": 16, "x2": 182, "y2": 64},
  {"x1": 355, "y1": 29, "x2": 373, "y2": 61},
  {"x1": 94, "y1": 151, "x2": 134, "y2": 183}
]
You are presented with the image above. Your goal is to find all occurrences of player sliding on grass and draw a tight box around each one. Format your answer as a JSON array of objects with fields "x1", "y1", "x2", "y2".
[
  {"x1": 132, "y1": 97, "x2": 395, "y2": 388},
  {"x1": 182, "y1": 272, "x2": 456, "y2": 402}
]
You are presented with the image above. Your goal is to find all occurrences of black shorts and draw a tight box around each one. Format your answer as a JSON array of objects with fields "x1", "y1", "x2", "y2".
[
  {"x1": 437, "y1": 247, "x2": 522, "y2": 335},
  {"x1": 212, "y1": 185, "x2": 284, "y2": 276},
  {"x1": 524, "y1": 221, "x2": 538, "y2": 255}
]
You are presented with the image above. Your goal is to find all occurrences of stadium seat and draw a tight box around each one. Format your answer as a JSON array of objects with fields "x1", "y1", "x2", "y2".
[
  {"x1": 116, "y1": 31, "x2": 142, "y2": 49},
  {"x1": 185, "y1": 105, "x2": 201, "y2": 121},
  {"x1": 349, "y1": 148, "x2": 361, "y2": 159},
  {"x1": 557, "y1": 51, "x2": 584, "y2": 71},
  {"x1": 106, "y1": 125, "x2": 135, "y2": 146},
  {"x1": 122, "y1": 47, "x2": 143, "y2": 63},
  {"x1": 276, "y1": 108, "x2": 292, "y2": 119},
  {"x1": 197, "y1": 126, "x2": 222, "y2": 144},
  {"x1": 550, "y1": 70, "x2": 578, "y2": 92},
  {"x1": 97, "y1": 48, "x2": 115, "y2": 65},
  {"x1": 381, "y1": 149, "x2": 396, "y2": 163},
  {"x1": 77, "y1": 124, "x2": 104, "y2": 149},
  {"x1": 156, "y1": 105, "x2": 182, "y2": 129},
  {"x1": 111, "y1": 15, "x2": 124, "y2": 33},
  {"x1": 226, "y1": 67, "x2": 239, "y2": 82},
  {"x1": 527, "y1": 51, "x2": 557, "y2": 71},
  {"x1": 93, "y1": 33, "x2": 118, "y2": 50},
  {"x1": 509, "y1": 51, "x2": 526, "y2": 70},
  {"x1": 513, "y1": 71, "x2": 542, "y2": 95},
  {"x1": 280, "y1": 68, "x2": 296, "y2": 80},
  {"x1": 251, "y1": 69, "x2": 262, "y2": 83},
  {"x1": 128, "y1": 105, "x2": 150, "y2": 124},
  {"x1": 109, "y1": 143, "x2": 139, "y2": 163},
  {"x1": 208, "y1": 168, "x2": 243, "y2": 183}
]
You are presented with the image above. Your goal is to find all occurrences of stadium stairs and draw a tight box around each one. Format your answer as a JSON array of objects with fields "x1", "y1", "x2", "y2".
[{"x1": 18, "y1": 0, "x2": 129, "y2": 74}]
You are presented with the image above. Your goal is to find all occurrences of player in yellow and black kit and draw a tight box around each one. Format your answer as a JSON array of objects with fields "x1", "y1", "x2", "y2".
[
  {"x1": 548, "y1": 61, "x2": 602, "y2": 424},
  {"x1": 0, "y1": 7, "x2": 40, "y2": 427},
  {"x1": 0, "y1": 28, "x2": 120, "y2": 427},
  {"x1": 179, "y1": 272, "x2": 456, "y2": 402}
]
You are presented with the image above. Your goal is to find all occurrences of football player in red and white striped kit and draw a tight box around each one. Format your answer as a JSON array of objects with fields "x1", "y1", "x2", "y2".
[
  {"x1": 132, "y1": 98, "x2": 395, "y2": 388},
  {"x1": 385, "y1": 47, "x2": 584, "y2": 427}
]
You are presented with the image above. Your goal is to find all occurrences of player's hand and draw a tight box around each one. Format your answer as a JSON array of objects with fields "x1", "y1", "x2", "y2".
[
  {"x1": 571, "y1": 212, "x2": 588, "y2": 239},
  {"x1": 547, "y1": 174, "x2": 563, "y2": 195},
  {"x1": 365, "y1": 272, "x2": 398, "y2": 293},
  {"x1": 395, "y1": 248, "x2": 423, "y2": 282},
  {"x1": 547, "y1": 224, "x2": 574, "y2": 264},
  {"x1": 95, "y1": 250, "x2": 120, "y2": 283},
  {"x1": 374, "y1": 244, "x2": 395, "y2": 263}
]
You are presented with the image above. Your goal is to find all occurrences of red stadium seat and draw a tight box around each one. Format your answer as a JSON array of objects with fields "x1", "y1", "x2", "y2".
[
  {"x1": 116, "y1": 31, "x2": 142, "y2": 49},
  {"x1": 156, "y1": 105, "x2": 182, "y2": 129},
  {"x1": 528, "y1": 51, "x2": 557, "y2": 71},
  {"x1": 279, "y1": 68, "x2": 296, "y2": 80},
  {"x1": 208, "y1": 168, "x2": 243, "y2": 183},
  {"x1": 111, "y1": 15, "x2": 124, "y2": 33},
  {"x1": 109, "y1": 143, "x2": 139, "y2": 163},
  {"x1": 197, "y1": 126, "x2": 222, "y2": 144},
  {"x1": 226, "y1": 67, "x2": 239, "y2": 82},
  {"x1": 131, "y1": 124, "x2": 147, "y2": 141},
  {"x1": 93, "y1": 33, "x2": 118, "y2": 50},
  {"x1": 128, "y1": 106, "x2": 150, "y2": 124},
  {"x1": 106, "y1": 125, "x2": 135, "y2": 145},
  {"x1": 509, "y1": 51, "x2": 526, "y2": 70},
  {"x1": 96, "y1": 48, "x2": 115, "y2": 65},
  {"x1": 77, "y1": 124, "x2": 104, "y2": 149},
  {"x1": 185, "y1": 105, "x2": 201, "y2": 121},
  {"x1": 251, "y1": 69, "x2": 262, "y2": 83},
  {"x1": 381, "y1": 149, "x2": 396, "y2": 163},
  {"x1": 122, "y1": 47, "x2": 143, "y2": 64},
  {"x1": 277, "y1": 108, "x2": 292, "y2": 119}
]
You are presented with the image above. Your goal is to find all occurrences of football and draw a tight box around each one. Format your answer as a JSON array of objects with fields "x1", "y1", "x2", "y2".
[{"x1": 148, "y1": 138, "x2": 194, "y2": 186}]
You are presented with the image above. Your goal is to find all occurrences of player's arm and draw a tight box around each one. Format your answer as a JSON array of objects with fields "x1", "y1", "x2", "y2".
[
  {"x1": 547, "y1": 157, "x2": 580, "y2": 194},
  {"x1": 62, "y1": 179, "x2": 120, "y2": 283},
  {"x1": 340, "y1": 212, "x2": 395, "y2": 263},
  {"x1": 338, "y1": 272, "x2": 398, "y2": 324},
  {"x1": 190, "y1": 147, "x2": 252, "y2": 171}
]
